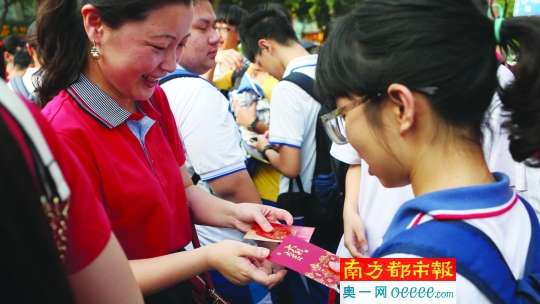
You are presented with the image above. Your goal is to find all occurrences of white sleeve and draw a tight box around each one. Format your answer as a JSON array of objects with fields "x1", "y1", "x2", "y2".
[
  {"x1": 161, "y1": 79, "x2": 246, "y2": 181},
  {"x1": 330, "y1": 143, "x2": 362, "y2": 165},
  {"x1": 268, "y1": 81, "x2": 312, "y2": 148}
]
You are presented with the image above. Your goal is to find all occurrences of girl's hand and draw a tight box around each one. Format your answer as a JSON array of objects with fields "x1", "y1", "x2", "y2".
[{"x1": 343, "y1": 211, "x2": 369, "y2": 258}]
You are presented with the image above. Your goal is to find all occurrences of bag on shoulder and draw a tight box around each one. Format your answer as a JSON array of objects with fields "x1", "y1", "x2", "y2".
[
  {"x1": 278, "y1": 72, "x2": 349, "y2": 240},
  {"x1": 10, "y1": 76, "x2": 38, "y2": 104},
  {"x1": 373, "y1": 198, "x2": 540, "y2": 304}
]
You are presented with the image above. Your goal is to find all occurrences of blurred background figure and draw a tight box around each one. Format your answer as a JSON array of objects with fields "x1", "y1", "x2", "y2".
[
  {"x1": 8, "y1": 22, "x2": 40, "y2": 104},
  {"x1": 2, "y1": 35, "x2": 25, "y2": 80},
  {"x1": 7, "y1": 47, "x2": 33, "y2": 80}
]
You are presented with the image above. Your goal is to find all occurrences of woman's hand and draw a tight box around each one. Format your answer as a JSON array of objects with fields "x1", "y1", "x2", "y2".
[
  {"x1": 343, "y1": 210, "x2": 369, "y2": 258},
  {"x1": 230, "y1": 203, "x2": 293, "y2": 233},
  {"x1": 207, "y1": 240, "x2": 287, "y2": 286},
  {"x1": 233, "y1": 101, "x2": 258, "y2": 129}
]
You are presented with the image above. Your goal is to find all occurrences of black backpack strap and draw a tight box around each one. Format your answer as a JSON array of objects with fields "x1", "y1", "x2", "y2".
[
  {"x1": 287, "y1": 176, "x2": 305, "y2": 193},
  {"x1": 280, "y1": 72, "x2": 322, "y2": 103}
]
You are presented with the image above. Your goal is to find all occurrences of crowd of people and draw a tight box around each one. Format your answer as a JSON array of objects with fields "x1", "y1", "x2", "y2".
[{"x1": 1, "y1": 0, "x2": 539, "y2": 303}]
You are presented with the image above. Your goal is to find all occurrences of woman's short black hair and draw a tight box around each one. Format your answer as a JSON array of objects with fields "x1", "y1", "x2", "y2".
[{"x1": 215, "y1": 4, "x2": 247, "y2": 26}]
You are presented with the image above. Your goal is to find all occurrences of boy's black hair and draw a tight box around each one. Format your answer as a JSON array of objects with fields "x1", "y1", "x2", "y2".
[
  {"x1": 13, "y1": 47, "x2": 33, "y2": 70},
  {"x1": 215, "y1": 4, "x2": 247, "y2": 26},
  {"x1": 249, "y1": 3, "x2": 291, "y2": 22},
  {"x1": 2, "y1": 35, "x2": 25, "y2": 55},
  {"x1": 239, "y1": 9, "x2": 298, "y2": 62}
]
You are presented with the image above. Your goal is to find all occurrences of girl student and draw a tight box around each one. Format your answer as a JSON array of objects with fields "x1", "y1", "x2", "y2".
[
  {"x1": 316, "y1": 0, "x2": 539, "y2": 302},
  {"x1": 35, "y1": 0, "x2": 291, "y2": 302}
]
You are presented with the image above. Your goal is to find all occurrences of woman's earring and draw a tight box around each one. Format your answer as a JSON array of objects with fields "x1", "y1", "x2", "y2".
[{"x1": 91, "y1": 40, "x2": 101, "y2": 60}]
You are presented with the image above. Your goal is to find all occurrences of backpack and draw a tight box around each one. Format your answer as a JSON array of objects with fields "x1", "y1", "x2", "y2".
[
  {"x1": 10, "y1": 76, "x2": 38, "y2": 104},
  {"x1": 159, "y1": 68, "x2": 217, "y2": 185},
  {"x1": 278, "y1": 72, "x2": 349, "y2": 241},
  {"x1": 372, "y1": 198, "x2": 540, "y2": 304}
]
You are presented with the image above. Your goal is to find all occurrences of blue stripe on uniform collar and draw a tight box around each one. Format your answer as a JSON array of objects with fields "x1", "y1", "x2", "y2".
[{"x1": 383, "y1": 172, "x2": 515, "y2": 242}]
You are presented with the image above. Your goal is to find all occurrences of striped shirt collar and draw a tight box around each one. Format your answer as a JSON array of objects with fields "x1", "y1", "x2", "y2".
[
  {"x1": 382, "y1": 172, "x2": 517, "y2": 242},
  {"x1": 67, "y1": 73, "x2": 160, "y2": 129}
]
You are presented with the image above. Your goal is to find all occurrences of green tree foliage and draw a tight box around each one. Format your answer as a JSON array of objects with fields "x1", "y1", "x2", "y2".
[
  {"x1": 0, "y1": 0, "x2": 34, "y2": 36},
  {"x1": 214, "y1": 0, "x2": 366, "y2": 30},
  {"x1": 496, "y1": 0, "x2": 515, "y2": 18}
]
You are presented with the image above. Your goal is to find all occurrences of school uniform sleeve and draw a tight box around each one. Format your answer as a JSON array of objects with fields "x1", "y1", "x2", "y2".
[
  {"x1": 162, "y1": 78, "x2": 245, "y2": 181},
  {"x1": 330, "y1": 143, "x2": 362, "y2": 165},
  {"x1": 269, "y1": 81, "x2": 313, "y2": 148},
  {"x1": 31, "y1": 102, "x2": 111, "y2": 275}
]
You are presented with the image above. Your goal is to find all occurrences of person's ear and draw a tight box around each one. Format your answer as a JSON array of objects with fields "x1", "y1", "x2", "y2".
[
  {"x1": 26, "y1": 43, "x2": 34, "y2": 57},
  {"x1": 257, "y1": 39, "x2": 272, "y2": 55},
  {"x1": 386, "y1": 84, "x2": 416, "y2": 136},
  {"x1": 4, "y1": 51, "x2": 12, "y2": 61},
  {"x1": 81, "y1": 4, "x2": 104, "y2": 44}
]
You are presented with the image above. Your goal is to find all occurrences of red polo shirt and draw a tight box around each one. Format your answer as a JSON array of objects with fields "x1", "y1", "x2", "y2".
[
  {"x1": 0, "y1": 97, "x2": 111, "y2": 275},
  {"x1": 42, "y1": 74, "x2": 191, "y2": 260}
]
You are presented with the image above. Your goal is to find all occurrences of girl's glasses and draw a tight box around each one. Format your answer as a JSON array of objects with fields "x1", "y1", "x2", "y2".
[{"x1": 321, "y1": 86, "x2": 438, "y2": 145}]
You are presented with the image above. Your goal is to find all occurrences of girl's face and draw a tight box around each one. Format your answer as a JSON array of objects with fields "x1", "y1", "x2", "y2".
[
  {"x1": 337, "y1": 95, "x2": 410, "y2": 188},
  {"x1": 89, "y1": 3, "x2": 193, "y2": 105}
]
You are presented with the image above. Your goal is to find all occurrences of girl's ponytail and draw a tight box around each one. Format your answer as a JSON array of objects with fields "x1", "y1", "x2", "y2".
[
  {"x1": 499, "y1": 17, "x2": 540, "y2": 167},
  {"x1": 35, "y1": 0, "x2": 88, "y2": 108}
]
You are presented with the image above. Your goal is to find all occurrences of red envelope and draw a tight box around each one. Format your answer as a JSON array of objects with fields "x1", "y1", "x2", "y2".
[
  {"x1": 268, "y1": 235, "x2": 340, "y2": 288},
  {"x1": 244, "y1": 223, "x2": 315, "y2": 242}
]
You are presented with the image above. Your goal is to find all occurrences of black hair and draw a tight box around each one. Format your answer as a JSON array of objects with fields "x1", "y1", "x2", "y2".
[
  {"x1": 316, "y1": 0, "x2": 501, "y2": 146},
  {"x1": 1, "y1": 35, "x2": 25, "y2": 55},
  {"x1": 239, "y1": 9, "x2": 298, "y2": 63},
  {"x1": 35, "y1": 0, "x2": 192, "y2": 108},
  {"x1": 0, "y1": 108, "x2": 75, "y2": 303},
  {"x1": 13, "y1": 47, "x2": 33, "y2": 70},
  {"x1": 215, "y1": 4, "x2": 247, "y2": 26},
  {"x1": 0, "y1": 45, "x2": 5, "y2": 81},
  {"x1": 499, "y1": 18, "x2": 540, "y2": 167},
  {"x1": 249, "y1": 3, "x2": 291, "y2": 22}
]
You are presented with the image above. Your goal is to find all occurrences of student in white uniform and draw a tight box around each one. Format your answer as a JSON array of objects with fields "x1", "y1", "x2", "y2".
[
  {"x1": 333, "y1": 64, "x2": 525, "y2": 259},
  {"x1": 316, "y1": 1, "x2": 540, "y2": 303},
  {"x1": 161, "y1": 1, "x2": 272, "y2": 303}
]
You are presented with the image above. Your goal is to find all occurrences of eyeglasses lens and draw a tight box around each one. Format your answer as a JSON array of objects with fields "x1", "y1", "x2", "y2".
[{"x1": 322, "y1": 115, "x2": 348, "y2": 145}]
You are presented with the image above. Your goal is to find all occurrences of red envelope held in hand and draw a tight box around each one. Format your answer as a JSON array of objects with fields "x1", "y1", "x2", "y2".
[
  {"x1": 244, "y1": 223, "x2": 315, "y2": 242},
  {"x1": 268, "y1": 235, "x2": 340, "y2": 288}
]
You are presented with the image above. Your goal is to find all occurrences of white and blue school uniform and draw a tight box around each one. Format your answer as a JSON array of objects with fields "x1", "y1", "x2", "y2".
[{"x1": 373, "y1": 173, "x2": 540, "y2": 303}]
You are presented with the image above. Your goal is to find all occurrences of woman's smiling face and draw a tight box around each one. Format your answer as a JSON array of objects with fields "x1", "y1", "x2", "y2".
[{"x1": 89, "y1": 3, "x2": 193, "y2": 104}]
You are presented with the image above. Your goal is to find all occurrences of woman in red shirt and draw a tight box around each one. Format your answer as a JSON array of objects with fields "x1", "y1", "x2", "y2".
[
  {"x1": 0, "y1": 80, "x2": 143, "y2": 303},
  {"x1": 36, "y1": 0, "x2": 291, "y2": 302}
]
